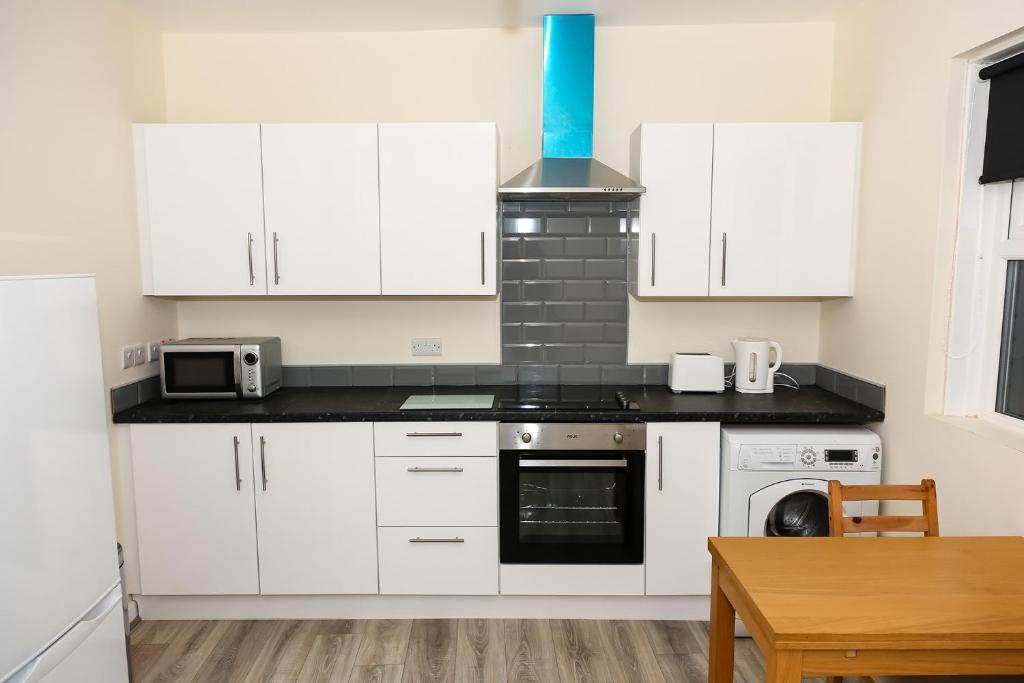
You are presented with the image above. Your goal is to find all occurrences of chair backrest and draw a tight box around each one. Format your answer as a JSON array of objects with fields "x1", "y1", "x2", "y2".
[{"x1": 827, "y1": 479, "x2": 939, "y2": 537}]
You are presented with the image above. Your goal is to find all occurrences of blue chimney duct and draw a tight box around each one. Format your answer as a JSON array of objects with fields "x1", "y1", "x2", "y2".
[{"x1": 542, "y1": 14, "x2": 595, "y2": 158}]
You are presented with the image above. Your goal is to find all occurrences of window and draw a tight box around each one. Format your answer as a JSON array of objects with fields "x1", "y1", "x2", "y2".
[{"x1": 946, "y1": 50, "x2": 1024, "y2": 427}]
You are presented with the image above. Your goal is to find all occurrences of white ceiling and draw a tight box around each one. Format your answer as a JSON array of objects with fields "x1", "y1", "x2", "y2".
[{"x1": 132, "y1": 0, "x2": 860, "y2": 32}]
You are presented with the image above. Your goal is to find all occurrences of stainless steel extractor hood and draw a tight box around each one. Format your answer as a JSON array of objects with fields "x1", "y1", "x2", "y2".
[
  {"x1": 499, "y1": 158, "x2": 644, "y2": 201},
  {"x1": 499, "y1": 14, "x2": 644, "y2": 201}
]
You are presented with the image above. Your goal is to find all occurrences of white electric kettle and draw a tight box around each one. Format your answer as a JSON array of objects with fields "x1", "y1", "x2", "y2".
[{"x1": 732, "y1": 338, "x2": 783, "y2": 394}]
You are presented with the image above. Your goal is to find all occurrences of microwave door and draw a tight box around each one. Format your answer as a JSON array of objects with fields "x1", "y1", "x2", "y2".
[{"x1": 161, "y1": 345, "x2": 240, "y2": 399}]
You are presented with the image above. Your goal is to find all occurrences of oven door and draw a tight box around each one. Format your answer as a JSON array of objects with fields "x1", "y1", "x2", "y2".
[
  {"x1": 160, "y1": 345, "x2": 240, "y2": 399},
  {"x1": 499, "y1": 450, "x2": 644, "y2": 564}
]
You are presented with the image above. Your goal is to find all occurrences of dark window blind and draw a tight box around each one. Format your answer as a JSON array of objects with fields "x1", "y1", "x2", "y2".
[{"x1": 979, "y1": 52, "x2": 1024, "y2": 184}]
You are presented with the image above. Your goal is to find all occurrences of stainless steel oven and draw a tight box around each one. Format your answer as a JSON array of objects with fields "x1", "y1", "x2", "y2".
[{"x1": 499, "y1": 423, "x2": 645, "y2": 565}]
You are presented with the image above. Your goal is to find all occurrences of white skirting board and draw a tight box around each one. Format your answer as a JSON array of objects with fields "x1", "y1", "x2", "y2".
[
  {"x1": 499, "y1": 564, "x2": 645, "y2": 596},
  {"x1": 137, "y1": 594, "x2": 711, "y2": 621}
]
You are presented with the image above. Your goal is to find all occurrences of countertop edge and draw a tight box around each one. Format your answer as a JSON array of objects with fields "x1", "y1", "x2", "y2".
[{"x1": 112, "y1": 385, "x2": 884, "y2": 425}]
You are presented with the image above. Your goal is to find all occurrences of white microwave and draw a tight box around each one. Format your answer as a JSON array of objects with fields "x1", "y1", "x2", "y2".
[{"x1": 160, "y1": 337, "x2": 282, "y2": 399}]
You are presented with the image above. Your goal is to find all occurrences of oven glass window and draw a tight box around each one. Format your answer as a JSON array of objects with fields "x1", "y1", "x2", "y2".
[
  {"x1": 163, "y1": 352, "x2": 235, "y2": 394},
  {"x1": 500, "y1": 451, "x2": 644, "y2": 564},
  {"x1": 519, "y1": 469, "x2": 626, "y2": 546}
]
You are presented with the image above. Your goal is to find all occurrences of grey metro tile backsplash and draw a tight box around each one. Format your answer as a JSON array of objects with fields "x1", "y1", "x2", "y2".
[{"x1": 501, "y1": 199, "x2": 631, "y2": 371}]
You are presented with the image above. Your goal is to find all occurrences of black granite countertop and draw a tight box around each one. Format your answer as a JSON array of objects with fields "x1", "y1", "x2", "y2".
[{"x1": 112, "y1": 384, "x2": 883, "y2": 424}]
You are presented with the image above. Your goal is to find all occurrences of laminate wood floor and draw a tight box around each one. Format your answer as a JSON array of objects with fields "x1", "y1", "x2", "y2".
[{"x1": 130, "y1": 618, "x2": 833, "y2": 683}]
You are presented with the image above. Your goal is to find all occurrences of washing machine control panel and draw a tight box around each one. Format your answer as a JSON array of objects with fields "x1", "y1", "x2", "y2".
[{"x1": 738, "y1": 444, "x2": 881, "y2": 471}]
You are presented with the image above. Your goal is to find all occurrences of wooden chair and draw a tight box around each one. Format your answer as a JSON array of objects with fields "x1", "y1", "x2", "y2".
[
  {"x1": 827, "y1": 479, "x2": 939, "y2": 537},
  {"x1": 826, "y1": 479, "x2": 939, "y2": 683}
]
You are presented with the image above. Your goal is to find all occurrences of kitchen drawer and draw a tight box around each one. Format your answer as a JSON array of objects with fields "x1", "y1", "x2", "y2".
[
  {"x1": 373, "y1": 422, "x2": 497, "y2": 457},
  {"x1": 377, "y1": 526, "x2": 498, "y2": 595},
  {"x1": 376, "y1": 457, "x2": 497, "y2": 526}
]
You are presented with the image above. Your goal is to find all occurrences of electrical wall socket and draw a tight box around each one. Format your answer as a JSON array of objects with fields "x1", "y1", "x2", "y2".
[
  {"x1": 121, "y1": 346, "x2": 135, "y2": 369},
  {"x1": 132, "y1": 344, "x2": 146, "y2": 366},
  {"x1": 411, "y1": 338, "x2": 443, "y2": 356},
  {"x1": 147, "y1": 342, "x2": 161, "y2": 363}
]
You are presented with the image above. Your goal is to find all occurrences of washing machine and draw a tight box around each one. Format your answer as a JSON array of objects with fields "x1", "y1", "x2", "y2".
[{"x1": 720, "y1": 425, "x2": 881, "y2": 539}]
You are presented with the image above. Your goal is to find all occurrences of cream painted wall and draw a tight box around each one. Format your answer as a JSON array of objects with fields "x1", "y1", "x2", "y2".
[
  {"x1": 161, "y1": 23, "x2": 835, "y2": 364},
  {"x1": 0, "y1": 0, "x2": 177, "y2": 390},
  {"x1": 823, "y1": 0, "x2": 1024, "y2": 533},
  {"x1": 176, "y1": 299, "x2": 501, "y2": 365},
  {"x1": 628, "y1": 301, "x2": 820, "y2": 363}
]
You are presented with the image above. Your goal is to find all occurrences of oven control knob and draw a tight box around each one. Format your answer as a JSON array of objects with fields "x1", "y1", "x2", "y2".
[
  {"x1": 247, "y1": 383, "x2": 257, "y2": 392},
  {"x1": 613, "y1": 432, "x2": 624, "y2": 444},
  {"x1": 243, "y1": 352, "x2": 258, "y2": 365},
  {"x1": 521, "y1": 433, "x2": 532, "y2": 443}
]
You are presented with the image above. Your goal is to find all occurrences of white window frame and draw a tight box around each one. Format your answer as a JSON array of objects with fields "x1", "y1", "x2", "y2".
[{"x1": 945, "y1": 56, "x2": 1024, "y2": 431}]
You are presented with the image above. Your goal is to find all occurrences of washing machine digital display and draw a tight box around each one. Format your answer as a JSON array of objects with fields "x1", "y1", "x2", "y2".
[{"x1": 824, "y1": 449, "x2": 858, "y2": 463}]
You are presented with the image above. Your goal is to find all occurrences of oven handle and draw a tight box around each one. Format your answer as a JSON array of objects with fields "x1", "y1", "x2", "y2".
[{"x1": 519, "y1": 458, "x2": 629, "y2": 469}]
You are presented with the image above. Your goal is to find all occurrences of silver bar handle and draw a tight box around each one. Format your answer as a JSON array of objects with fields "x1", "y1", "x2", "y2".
[
  {"x1": 480, "y1": 231, "x2": 486, "y2": 285},
  {"x1": 651, "y1": 232, "x2": 656, "y2": 287},
  {"x1": 259, "y1": 435, "x2": 268, "y2": 491},
  {"x1": 405, "y1": 432, "x2": 463, "y2": 437},
  {"x1": 233, "y1": 436, "x2": 242, "y2": 491},
  {"x1": 520, "y1": 458, "x2": 629, "y2": 469},
  {"x1": 407, "y1": 466, "x2": 464, "y2": 473},
  {"x1": 658, "y1": 435, "x2": 664, "y2": 492},
  {"x1": 721, "y1": 232, "x2": 727, "y2": 287},
  {"x1": 247, "y1": 232, "x2": 255, "y2": 285},
  {"x1": 272, "y1": 231, "x2": 280, "y2": 285},
  {"x1": 409, "y1": 537, "x2": 465, "y2": 543}
]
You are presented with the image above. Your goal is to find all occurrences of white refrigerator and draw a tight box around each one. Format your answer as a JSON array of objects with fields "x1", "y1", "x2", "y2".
[{"x1": 0, "y1": 276, "x2": 130, "y2": 683}]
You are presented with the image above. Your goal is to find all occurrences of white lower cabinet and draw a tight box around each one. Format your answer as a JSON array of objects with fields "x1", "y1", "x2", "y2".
[
  {"x1": 374, "y1": 457, "x2": 497, "y2": 527},
  {"x1": 130, "y1": 424, "x2": 260, "y2": 595},
  {"x1": 130, "y1": 420, "x2": 721, "y2": 602},
  {"x1": 645, "y1": 422, "x2": 721, "y2": 595},
  {"x1": 252, "y1": 423, "x2": 378, "y2": 595},
  {"x1": 374, "y1": 421, "x2": 498, "y2": 595},
  {"x1": 377, "y1": 527, "x2": 499, "y2": 595},
  {"x1": 131, "y1": 422, "x2": 378, "y2": 596}
]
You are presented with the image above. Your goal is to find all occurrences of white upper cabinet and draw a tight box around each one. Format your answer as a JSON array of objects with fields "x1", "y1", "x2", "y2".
[
  {"x1": 377, "y1": 123, "x2": 498, "y2": 295},
  {"x1": 134, "y1": 124, "x2": 267, "y2": 296},
  {"x1": 645, "y1": 422, "x2": 720, "y2": 596},
  {"x1": 631, "y1": 122, "x2": 861, "y2": 298},
  {"x1": 630, "y1": 124, "x2": 714, "y2": 296},
  {"x1": 252, "y1": 423, "x2": 379, "y2": 595},
  {"x1": 260, "y1": 124, "x2": 382, "y2": 295},
  {"x1": 709, "y1": 123, "x2": 861, "y2": 297}
]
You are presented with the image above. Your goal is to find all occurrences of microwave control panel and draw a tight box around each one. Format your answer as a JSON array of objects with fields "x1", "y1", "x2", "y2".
[
  {"x1": 241, "y1": 344, "x2": 262, "y2": 397},
  {"x1": 738, "y1": 443, "x2": 881, "y2": 471}
]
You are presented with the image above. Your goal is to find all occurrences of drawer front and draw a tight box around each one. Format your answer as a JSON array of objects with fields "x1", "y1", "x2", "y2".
[
  {"x1": 374, "y1": 422, "x2": 497, "y2": 457},
  {"x1": 378, "y1": 526, "x2": 498, "y2": 595},
  {"x1": 376, "y1": 457, "x2": 497, "y2": 527}
]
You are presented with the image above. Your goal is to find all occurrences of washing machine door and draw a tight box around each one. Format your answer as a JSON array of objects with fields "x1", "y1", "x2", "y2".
[{"x1": 748, "y1": 479, "x2": 831, "y2": 537}]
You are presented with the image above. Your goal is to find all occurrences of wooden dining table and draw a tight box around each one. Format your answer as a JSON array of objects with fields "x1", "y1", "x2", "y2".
[{"x1": 708, "y1": 536, "x2": 1024, "y2": 682}]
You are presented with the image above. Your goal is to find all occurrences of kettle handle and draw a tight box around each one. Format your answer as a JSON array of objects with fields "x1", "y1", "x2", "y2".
[{"x1": 768, "y1": 341, "x2": 783, "y2": 376}]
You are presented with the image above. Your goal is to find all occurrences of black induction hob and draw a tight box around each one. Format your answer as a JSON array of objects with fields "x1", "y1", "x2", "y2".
[{"x1": 495, "y1": 389, "x2": 640, "y2": 412}]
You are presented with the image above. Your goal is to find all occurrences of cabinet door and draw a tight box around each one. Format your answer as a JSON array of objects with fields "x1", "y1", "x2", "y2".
[
  {"x1": 645, "y1": 422, "x2": 720, "y2": 595},
  {"x1": 709, "y1": 123, "x2": 861, "y2": 296},
  {"x1": 378, "y1": 123, "x2": 497, "y2": 295},
  {"x1": 632, "y1": 124, "x2": 713, "y2": 296},
  {"x1": 130, "y1": 424, "x2": 259, "y2": 595},
  {"x1": 252, "y1": 423, "x2": 378, "y2": 595},
  {"x1": 134, "y1": 124, "x2": 267, "y2": 295},
  {"x1": 261, "y1": 124, "x2": 382, "y2": 295}
]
